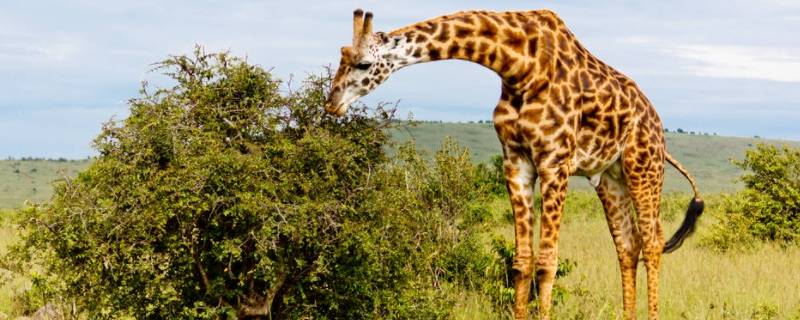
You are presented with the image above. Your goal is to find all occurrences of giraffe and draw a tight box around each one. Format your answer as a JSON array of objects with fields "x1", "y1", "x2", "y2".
[{"x1": 324, "y1": 9, "x2": 704, "y2": 319}]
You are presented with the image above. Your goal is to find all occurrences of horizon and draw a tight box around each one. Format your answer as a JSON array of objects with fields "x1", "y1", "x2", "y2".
[
  {"x1": 2, "y1": 1, "x2": 799, "y2": 158},
  {"x1": 3, "y1": 121, "x2": 795, "y2": 161}
]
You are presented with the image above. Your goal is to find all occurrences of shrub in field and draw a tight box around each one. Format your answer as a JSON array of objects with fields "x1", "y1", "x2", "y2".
[
  {"x1": 483, "y1": 236, "x2": 576, "y2": 311},
  {"x1": 390, "y1": 144, "x2": 581, "y2": 314},
  {"x1": 474, "y1": 155, "x2": 506, "y2": 196},
  {"x1": 736, "y1": 144, "x2": 800, "y2": 242},
  {"x1": 2, "y1": 49, "x2": 501, "y2": 318},
  {"x1": 704, "y1": 144, "x2": 800, "y2": 249}
]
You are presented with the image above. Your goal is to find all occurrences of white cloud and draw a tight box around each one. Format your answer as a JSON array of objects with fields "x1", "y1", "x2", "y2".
[
  {"x1": 614, "y1": 34, "x2": 800, "y2": 82},
  {"x1": 1, "y1": 0, "x2": 799, "y2": 157},
  {"x1": 666, "y1": 44, "x2": 800, "y2": 82}
]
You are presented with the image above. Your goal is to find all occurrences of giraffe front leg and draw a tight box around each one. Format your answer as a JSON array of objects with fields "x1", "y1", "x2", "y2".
[
  {"x1": 534, "y1": 164, "x2": 569, "y2": 320},
  {"x1": 501, "y1": 147, "x2": 537, "y2": 320}
]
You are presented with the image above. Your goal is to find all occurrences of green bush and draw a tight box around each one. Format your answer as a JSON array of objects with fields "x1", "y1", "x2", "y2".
[
  {"x1": 736, "y1": 144, "x2": 800, "y2": 242},
  {"x1": 2, "y1": 49, "x2": 504, "y2": 319},
  {"x1": 482, "y1": 236, "x2": 576, "y2": 311},
  {"x1": 474, "y1": 155, "x2": 506, "y2": 196},
  {"x1": 704, "y1": 144, "x2": 800, "y2": 249}
]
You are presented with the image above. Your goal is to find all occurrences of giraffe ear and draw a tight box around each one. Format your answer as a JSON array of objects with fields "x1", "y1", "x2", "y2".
[
  {"x1": 341, "y1": 46, "x2": 356, "y2": 63},
  {"x1": 376, "y1": 32, "x2": 389, "y2": 43}
]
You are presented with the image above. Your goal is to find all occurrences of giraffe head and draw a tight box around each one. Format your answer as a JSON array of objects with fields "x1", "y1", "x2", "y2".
[{"x1": 325, "y1": 9, "x2": 409, "y2": 116}]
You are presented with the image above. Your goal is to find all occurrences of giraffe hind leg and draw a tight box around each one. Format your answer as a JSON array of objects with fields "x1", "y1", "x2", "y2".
[
  {"x1": 623, "y1": 148, "x2": 666, "y2": 320},
  {"x1": 595, "y1": 168, "x2": 641, "y2": 320}
]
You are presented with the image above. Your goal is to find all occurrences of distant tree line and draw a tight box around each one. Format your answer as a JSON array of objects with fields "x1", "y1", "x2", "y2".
[
  {"x1": 4, "y1": 156, "x2": 89, "y2": 162},
  {"x1": 402, "y1": 120, "x2": 498, "y2": 124},
  {"x1": 663, "y1": 128, "x2": 717, "y2": 136},
  {"x1": 397, "y1": 122, "x2": 746, "y2": 139}
]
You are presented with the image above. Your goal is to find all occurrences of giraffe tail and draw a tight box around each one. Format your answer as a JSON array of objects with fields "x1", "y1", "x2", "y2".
[{"x1": 662, "y1": 151, "x2": 704, "y2": 253}]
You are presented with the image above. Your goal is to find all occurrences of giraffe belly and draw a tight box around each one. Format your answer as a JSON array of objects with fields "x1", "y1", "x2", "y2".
[{"x1": 571, "y1": 144, "x2": 624, "y2": 181}]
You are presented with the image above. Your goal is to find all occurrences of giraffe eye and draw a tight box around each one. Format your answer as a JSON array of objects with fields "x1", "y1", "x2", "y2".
[{"x1": 354, "y1": 62, "x2": 372, "y2": 70}]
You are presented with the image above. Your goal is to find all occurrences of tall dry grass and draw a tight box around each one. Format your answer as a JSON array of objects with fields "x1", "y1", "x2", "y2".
[
  {"x1": 455, "y1": 193, "x2": 800, "y2": 319},
  {"x1": 554, "y1": 217, "x2": 800, "y2": 319}
]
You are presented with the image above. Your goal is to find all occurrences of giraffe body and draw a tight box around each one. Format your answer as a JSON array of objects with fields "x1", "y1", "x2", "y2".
[{"x1": 325, "y1": 9, "x2": 704, "y2": 320}]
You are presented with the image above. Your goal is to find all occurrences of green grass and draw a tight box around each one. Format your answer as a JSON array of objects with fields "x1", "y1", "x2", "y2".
[
  {"x1": 552, "y1": 217, "x2": 800, "y2": 319},
  {"x1": 453, "y1": 194, "x2": 800, "y2": 319},
  {"x1": 1, "y1": 125, "x2": 799, "y2": 317},
  {"x1": 0, "y1": 160, "x2": 90, "y2": 315},
  {"x1": 0, "y1": 159, "x2": 90, "y2": 209},
  {"x1": 4, "y1": 190, "x2": 798, "y2": 318},
  {"x1": 0, "y1": 209, "x2": 23, "y2": 315},
  {"x1": 391, "y1": 122, "x2": 800, "y2": 194}
]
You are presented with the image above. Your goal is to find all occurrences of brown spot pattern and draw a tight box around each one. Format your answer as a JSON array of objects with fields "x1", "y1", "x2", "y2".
[{"x1": 373, "y1": 9, "x2": 701, "y2": 320}]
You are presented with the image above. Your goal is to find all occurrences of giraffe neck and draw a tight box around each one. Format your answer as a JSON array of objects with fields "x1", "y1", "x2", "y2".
[{"x1": 388, "y1": 11, "x2": 556, "y2": 89}]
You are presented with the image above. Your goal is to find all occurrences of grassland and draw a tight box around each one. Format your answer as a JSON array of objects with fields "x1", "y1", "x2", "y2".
[
  {"x1": 392, "y1": 123, "x2": 800, "y2": 318},
  {"x1": 0, "y1": 159, "x2": 90, "y2": 209},
  {"x1": 0, "y1": 160, "x2": 90, "y2": 314},
  {"x1": 449, "y1": 196, "x2": 800, "y2": 319},
  {"x1": 0, "y1": 123, "x2": 796, "y2": 209},
  {"x1": 0, "y1": 209, "x2": 22, "y2": 315},
  {"x1": 390, "y1": 122, "x2": 800, "y2": 194},
  {"x1": 4, "y1": 192, "x2": 796, "y2": 318},
  {"x1": 0, "y1": 123, "x2": 799, "y2": 318}
]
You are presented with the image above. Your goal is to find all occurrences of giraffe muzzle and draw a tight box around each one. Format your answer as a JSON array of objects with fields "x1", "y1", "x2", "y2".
[{"x1": 324, "y1": 102, "x2": 347, "y2": 117}]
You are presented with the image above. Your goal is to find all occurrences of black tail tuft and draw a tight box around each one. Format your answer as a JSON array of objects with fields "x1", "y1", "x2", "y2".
[{"x1": 663, "y1": 198, "x2": 704, "y2": 253}]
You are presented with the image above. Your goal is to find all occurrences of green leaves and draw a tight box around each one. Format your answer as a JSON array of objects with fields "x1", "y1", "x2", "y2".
[
  {"x1": 704, "y1": 143, "x2": 800, "y2": 249},
  {"x1": 736, "y1": 144, "x2": 800, "y2": 243},
  {"x1": 4, "y1": 48, "x2": 511, "y2": 319},
  {"x1": 5, "y1": 48, "x2": 393, "y2": 318}
]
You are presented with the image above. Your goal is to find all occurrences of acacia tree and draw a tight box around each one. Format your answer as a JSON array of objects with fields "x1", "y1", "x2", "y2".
[
  {"x1": 6, "y1": 49, "x2": 475, "y2": 318},
  {"x1": 5, "y1": 48, "x2": 571, "y2": 319},
  {"x1": 704, "y1": 143, "x2": 800, "y2": 250},
  {"x1": 735, "y1": 144, "x2": 800, "y2": 242}
]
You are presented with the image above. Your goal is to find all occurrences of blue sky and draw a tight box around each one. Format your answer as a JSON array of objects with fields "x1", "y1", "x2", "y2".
[{"x1": 1, "y1": 0, "x2": 799, "y2": 158}]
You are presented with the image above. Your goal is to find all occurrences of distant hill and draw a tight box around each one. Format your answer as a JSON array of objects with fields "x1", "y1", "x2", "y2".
[
  {"x1": 390, "y1": 121, "x2": 800, "y2": 194},
  {"x1": 1, "y1": 123, "x2": 797, "y2": 208},
  {"x1": 1, "y1": 159, "x2": 90, "y2": 209}
]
